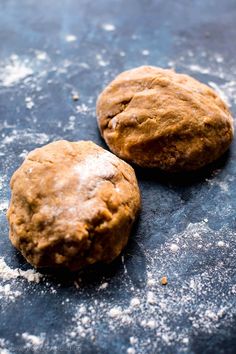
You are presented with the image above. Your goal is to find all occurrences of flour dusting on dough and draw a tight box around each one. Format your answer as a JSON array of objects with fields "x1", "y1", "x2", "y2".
[{"x1": 74, "y1": 151, "x2": 116, "y2": 183}]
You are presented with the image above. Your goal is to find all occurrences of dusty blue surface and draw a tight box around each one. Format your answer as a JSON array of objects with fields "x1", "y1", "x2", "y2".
[{"x1": 0, "y1": 0, "x2": 236, "y2": 353}]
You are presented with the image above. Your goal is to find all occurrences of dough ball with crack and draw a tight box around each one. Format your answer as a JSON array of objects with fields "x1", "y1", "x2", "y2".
[
  {"x1": 97, "y1": 66, "x2": 234, "y2": 171},
  {"x1": 7, "y1": 140, "x2": 140, "y2": 270}
]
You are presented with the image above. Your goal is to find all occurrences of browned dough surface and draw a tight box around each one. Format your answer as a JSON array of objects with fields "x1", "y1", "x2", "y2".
[
  {"x1": 97, "y1": 66, "x2": 234, "y2": 171},
  {"x1": 7, "y1": 140, "x2": 141, "y2": 270}
]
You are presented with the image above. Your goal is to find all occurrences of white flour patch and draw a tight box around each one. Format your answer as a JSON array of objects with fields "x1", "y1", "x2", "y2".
[
  {"x1": 1, "y1": 130, "x2": 50, "y2": 146},
  {"x1": 0, "y1": 257, "x2": 43, "y2": 305},
  {"x1": 19, "y1": 149, "x2": 29, "y2": 160},
  {"x1": 98, "y1": 282, "x2": 108, "y2": 290},
  {"x1": 65, "y1": 35, "x2": 77, "y2": 42},
  {"x1": 0, "y1": 55, "x2": 33, "y2": 87},
  {"x1": 206, "y1": 174, "x2": 233, "y2": 194},
  {"x1": 217, "y1": 241, "x2": 226, "y2": 247},
  {"x1": 216, "y1": 180, "x2": 229, "y2": 193},
  {"x1": 102, "y1": 23, "x2": 116, "y2": 31},
  {"x1": 22, "y1": 333, "x2": 45, "y2": 349},
  {"x1": 0, "y1": 201, "x2": 8, "y2": 212},
  {"x1": 0, "y1": 338, "x2": 10, "y2": 354},
  {"x1": 130, "y1": 297, "x2": 140, "y2": 307},
  {"x1": 96, "y1": 54, "x2": 109, "y2": 67},
  {"x1": 0, "y1": 257, "x2": 42, "y2": 283},
  {"x1": 169, "y1": 243, "x2": 179, "y2": 252},
  {"x1": 188, "y1": 64, "x2": 210, "y2": 75},
  {"x1": 108, "y1": 307, "x2": 123, "y2": 318},
  {"x1": 35, "y1": 51, "x2": 48, "y2": 61},
  {"x1": 214, "y1": 53, "x2": 224, "y2": 63},
  {"x1": 75, "y1": 103, "x2": 90, "y2": 114},
  {"x1": 63, "y1": 116, "x2": 76, "y2": 131},
  {"x1": 25, "y1": 97, "x2": 34, "y2": 110},
  {"x1": 141, "y1": 50, "x2": 150, "y2": 56},
  {"x1": 0, "y1": 283, "x2": 21, "y2": 302},
  {"x1": 0, "y1": 176, "x2": 4, "y2": 189}
]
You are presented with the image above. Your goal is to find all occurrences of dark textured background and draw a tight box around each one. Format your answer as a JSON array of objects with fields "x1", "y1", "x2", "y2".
[{"x1": 0, "y1": 0, "x2": 236, "y2": 353}]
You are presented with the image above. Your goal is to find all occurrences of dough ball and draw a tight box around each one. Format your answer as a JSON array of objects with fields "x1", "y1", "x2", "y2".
[
  {"x1": 7, "y1": 140, "x2": 140, "y2": 270},
  {"x1": 97, "y1": 66, "x2": 234, "y2": 171}
]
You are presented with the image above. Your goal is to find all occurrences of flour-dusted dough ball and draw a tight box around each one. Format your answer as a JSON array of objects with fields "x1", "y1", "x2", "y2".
[
  {"x1": 7, "y1": 140, "x2": 140, "y2": 270},
  {"x1": 97, "y1": 66, "x2": 234, "y2": 171}
]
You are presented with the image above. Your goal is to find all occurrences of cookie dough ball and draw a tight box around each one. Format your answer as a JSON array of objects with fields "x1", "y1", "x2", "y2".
[
  {"x1": 7, "y1": 140, "x2": 140, "y2": 270},
  {"x1": 97, "y1": 66, "x2": 234, "y2": 171}
]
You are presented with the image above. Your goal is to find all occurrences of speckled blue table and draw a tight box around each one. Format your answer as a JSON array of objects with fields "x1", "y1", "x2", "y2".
[{"x1": 1, "y1": 1, "x2": 236, "y2": 353}]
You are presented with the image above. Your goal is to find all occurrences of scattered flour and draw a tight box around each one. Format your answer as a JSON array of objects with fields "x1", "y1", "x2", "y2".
[
  {"x1": 76, "y1": 103, "x2": 90, "y2": 114},
  {"x1": 0, "y1": 283, "x2": 21, "y2": 302},
  {"x1": 0, "y1": 176, "x2": 4, "y2": 190},
  {"x1": 0, "y1": 257, "x2": 42, "y2": 283},
  {"x1": 146, "y1": 291, "x2": 156, "y2": 305},
  {"x1": 65, "y1": 35, "x2": 77, "y2": 42},
  {"x1": 63, "y1": 116, "x2": 76, "y2": 131},
  {"x1": 35, "y1": 51, "x2": 48, "y2": 61},
  {"x1": 108, "y1": 307, "x2": 123, "y2": 318},
  {"x1": 98, "y1": 282, "x2": 108, "y2": 290},
  {"x1": 142, "y1": 50, "x2": 150, "y2": 56},
  {"x1": 188, "y1": 64, "x2": 210, "y2": 75},
  {"x1": 96, "y1": 54, "x2": 109, "y2": 67},
  {"x1": 0, "y1": 338, "x2": 10, "y2": 354},
  {"x1": 130, "y1": 337, "x2": 138, "y2": 345},
  {"x1": 0, "y1": 256, "x2": 42, "y2": 304},
  {"x1": 173, "y1": 48, "x2": 236, "y2": 106},
  {"x1": 102, "y1": 23, "x2": 116, "y2": 31},
  {"x1": 1, "y1": 129, "x2": 49, "y2": 146},
  {"x1": 130, "y1": 297, "x2": 140, "y2": 307},
  {"x1": 25, "y1": 96, "x2": 34, "y2": 110},
  {"x1": 60, "y1": 221, "x2": 236, "y2": 353},
  {"x1": 0, "y1": 201, "x2": 8, "y2": 212},
  {"x1": 19, "y1": 149, "x2": 29, "y2": 160},
  {"x1": 169, "y1": 243, "x2": 179, "y2": 253},
  {"x1": 22, "y1": 333, "x2": 45, "y2": 349},
  {"x1": 0, "y1": 55, "x2": 33, "y2": 87}
]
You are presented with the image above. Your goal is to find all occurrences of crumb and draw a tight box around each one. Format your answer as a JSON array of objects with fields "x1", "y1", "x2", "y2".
[
  {"x1": 72, "y1": 92, "x2": 79, "y2": 101},
  {"x1": 161, "y1": 276, "x2": 168, "y2": 285}
]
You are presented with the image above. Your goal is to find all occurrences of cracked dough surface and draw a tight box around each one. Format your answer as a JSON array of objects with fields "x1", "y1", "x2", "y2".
[
  {"x1": 7, "y1": 140, "x2": 140, "y2": 270},
  {"x1": 97, "y1": 66, "x2": 234, "y2": 171}
]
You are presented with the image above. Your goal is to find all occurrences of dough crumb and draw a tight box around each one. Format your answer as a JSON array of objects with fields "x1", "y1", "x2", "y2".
[{"x1": 161, "y1": 276, "x2": 168, "y2": 285}]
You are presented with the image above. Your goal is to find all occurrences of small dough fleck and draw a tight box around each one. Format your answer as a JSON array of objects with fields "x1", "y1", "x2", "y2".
[
  {"x1": 96, "y1": 65, "x2": 234, "y2": 171},
  {"x1": 7, "y1": 140, "x2": 140, "y2": 270},
  {"x1": 161, "y1": 276, "x2": 168, "y2": 286}
]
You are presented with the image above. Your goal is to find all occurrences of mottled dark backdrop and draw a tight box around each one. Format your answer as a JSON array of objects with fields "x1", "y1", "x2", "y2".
[{"x1": 0, "y1": 1, "x2": 236, "y2": 353}]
